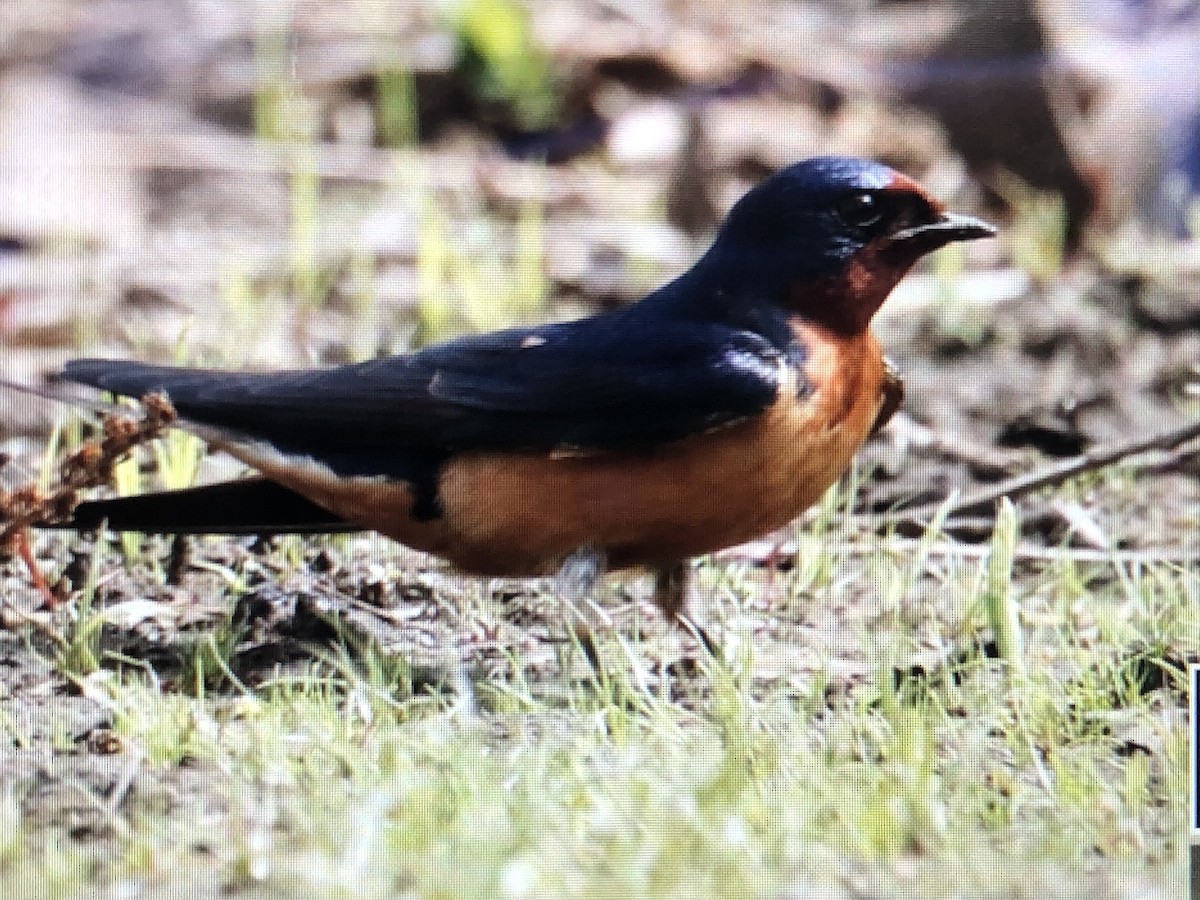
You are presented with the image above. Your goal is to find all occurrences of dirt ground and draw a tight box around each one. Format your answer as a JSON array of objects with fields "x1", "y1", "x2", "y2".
[{"x1": 0, "y1": 1, "x2": 1197, "y2": 895}]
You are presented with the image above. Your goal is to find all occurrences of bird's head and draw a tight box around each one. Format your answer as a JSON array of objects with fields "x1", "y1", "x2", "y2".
[{"x1": 696, "y1": 156, "x2": 996, "y2": 334}]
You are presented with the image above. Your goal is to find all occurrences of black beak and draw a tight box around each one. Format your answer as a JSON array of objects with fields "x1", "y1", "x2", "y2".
[{"x1": 889, "y1": 213, "x2": 997, "y2": 251}]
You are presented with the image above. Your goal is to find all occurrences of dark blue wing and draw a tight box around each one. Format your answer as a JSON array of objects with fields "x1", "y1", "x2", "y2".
[{"x1": 61, "y1": 312, "x2": 786, "y2": 478}]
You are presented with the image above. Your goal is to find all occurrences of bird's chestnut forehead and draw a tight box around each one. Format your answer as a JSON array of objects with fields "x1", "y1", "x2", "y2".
[
  {"x1": 768, "y1": 159, "x2": 944, "y2": 211},
  {"x1": 882, "y1": 171, "x2": 945, "y2": 212}
]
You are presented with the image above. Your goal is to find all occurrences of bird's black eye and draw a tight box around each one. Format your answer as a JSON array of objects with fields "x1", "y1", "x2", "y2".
[{"x1": 835, "y1": 192, "x2": 885, "y2": 229}]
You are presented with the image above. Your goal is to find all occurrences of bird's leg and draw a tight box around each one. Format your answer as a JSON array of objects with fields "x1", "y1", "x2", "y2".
[
  {"x1": 554, "y1": 544, "x2": 610, "y2": 671},
  {"x1": 652, "y1": 560, "x2": 718, "y2": 658}
]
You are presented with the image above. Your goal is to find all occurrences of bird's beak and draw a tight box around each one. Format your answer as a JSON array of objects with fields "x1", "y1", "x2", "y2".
[{"x1": 889, "y1": 213, "x2": 998, "y2": 251}]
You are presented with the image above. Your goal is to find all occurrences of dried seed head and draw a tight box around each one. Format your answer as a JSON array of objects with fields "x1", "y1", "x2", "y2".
[
  {"x1": 103, "y1": 415, "x2": 139, "y2": 442},
  {"x1": 2, "y1": 391, "x2": 184, "y2": 566}
]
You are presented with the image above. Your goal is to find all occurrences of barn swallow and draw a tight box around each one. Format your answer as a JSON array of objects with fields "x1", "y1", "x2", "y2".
[{"x1": 38, "y1": 157, "x2": 995, "y2": 623}]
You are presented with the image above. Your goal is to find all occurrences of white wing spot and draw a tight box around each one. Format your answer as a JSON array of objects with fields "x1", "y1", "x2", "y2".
[{"x1": 521, "y1": 335, "x2": 547, "y2": 348}]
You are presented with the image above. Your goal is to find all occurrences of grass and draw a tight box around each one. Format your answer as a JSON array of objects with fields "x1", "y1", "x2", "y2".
[
  {"x1": 0, "y1": 468, "x2": 1192, "y2": 898},
  {"x1": 454, "y1": 0, "x2": 560, "y2": 131},
  {"x1": 992, "y1": 172, "x2": 1068, "y2": 282},
  {"x1": 414, "y1": 165, "x2": 550, "y2": 344},
  {"x1": 375, "y1": 68, "x2": 420, "y2": 149}
]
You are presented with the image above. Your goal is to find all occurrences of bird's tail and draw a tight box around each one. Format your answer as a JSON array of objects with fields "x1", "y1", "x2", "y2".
[
  {"x1": 0, "y1": 377, "x2": 354, "y2": 535},
  {"x1": 62, "y1": 477, "x2": 356, "y2": 535}
]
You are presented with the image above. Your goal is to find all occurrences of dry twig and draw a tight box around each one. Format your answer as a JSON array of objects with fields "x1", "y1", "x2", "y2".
[{"x1": 867, "y1": 416, "x2": 1200, "y2": 530}]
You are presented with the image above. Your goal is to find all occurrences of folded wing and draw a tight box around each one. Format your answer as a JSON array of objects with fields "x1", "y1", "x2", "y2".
[{"x1": 62, "y1": 314, "x2": 787, "y2": 478}]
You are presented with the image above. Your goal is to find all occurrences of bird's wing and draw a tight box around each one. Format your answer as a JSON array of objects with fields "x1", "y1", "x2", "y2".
[{"x1": 61, "y1": 317, "x2": 787, "y2": 477}]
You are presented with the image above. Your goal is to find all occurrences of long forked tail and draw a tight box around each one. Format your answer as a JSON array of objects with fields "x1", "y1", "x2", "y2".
[
  {"x1": 0, "y1": 375, "x2": 354, "y2": 536},
  {"x1": 63, "y1": 478, "x2": 357, "y2": 535}
]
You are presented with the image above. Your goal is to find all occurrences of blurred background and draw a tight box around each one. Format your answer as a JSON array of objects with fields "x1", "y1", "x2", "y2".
[{"x1": 0, "y1": 0, "x2": 1198, "y2": 536}]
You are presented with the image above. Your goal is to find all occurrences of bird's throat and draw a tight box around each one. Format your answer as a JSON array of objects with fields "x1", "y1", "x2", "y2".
[{"x1": 789, "y1": 240, "x2": 917, "y2": 336}]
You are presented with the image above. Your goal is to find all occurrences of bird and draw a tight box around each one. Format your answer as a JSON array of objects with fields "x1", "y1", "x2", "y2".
[{"x1": 25, "y1": 156, "x2": 995, "y2": 626}]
